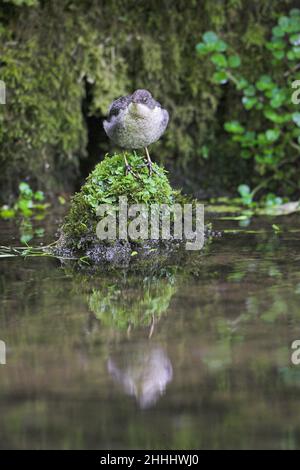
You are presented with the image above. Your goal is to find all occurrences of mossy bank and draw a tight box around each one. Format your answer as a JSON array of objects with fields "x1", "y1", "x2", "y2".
[{"x1": 0, "y1": 0, "x2": 297, "y2": 201}]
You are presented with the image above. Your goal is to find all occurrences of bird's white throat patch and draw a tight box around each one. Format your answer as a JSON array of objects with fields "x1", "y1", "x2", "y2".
[{"x1": 128, "y1": 102, "x2": 156, "y2": 119}]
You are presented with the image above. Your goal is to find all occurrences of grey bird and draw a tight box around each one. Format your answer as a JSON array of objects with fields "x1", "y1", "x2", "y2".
[{"x1": 103, "y1": 89, "x2": 169, "y2": 176}]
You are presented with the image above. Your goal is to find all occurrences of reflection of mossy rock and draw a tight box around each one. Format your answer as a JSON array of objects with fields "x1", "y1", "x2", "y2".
[
  {"x1": 88, "y1": 275, "x2": 177, "y2": 329},
  {"x1": 54, "y1": 152, "x2": 212, "y2": 266}
]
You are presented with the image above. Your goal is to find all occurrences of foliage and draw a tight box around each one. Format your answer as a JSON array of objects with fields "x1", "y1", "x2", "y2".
[
  {"x1": 196, "y1": 8, "x2": 300, "y2": 200},
  {"x1": 0, "y1": 181, "x2": 47, "y2": 219},
  {"x1": 0, "y1": 181, "x2": 48, "y2": 243}
]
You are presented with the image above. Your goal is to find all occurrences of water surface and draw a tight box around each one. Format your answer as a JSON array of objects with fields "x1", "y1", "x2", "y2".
[{"x1": 0, "y1": 214, "x2": 300, "y2": 449}]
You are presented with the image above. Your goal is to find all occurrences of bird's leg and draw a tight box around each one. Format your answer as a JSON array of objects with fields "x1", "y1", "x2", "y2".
[
  {"x1": 124, "y1": 153, "x2": 139, "y2": 179},
  {"x1": 124, "y1": 153, "x2": 131, "y2": 175},
  {"x1": 144, "y1": 147, "x2": 153, "y2": 176}
]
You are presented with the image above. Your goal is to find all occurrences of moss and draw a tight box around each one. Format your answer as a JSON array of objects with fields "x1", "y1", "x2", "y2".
[
  {"x1": 54, "y1": 152, "x2": 222, "y2": 267},
  {"x1": 62, "y1": 152, "x2": 178, "y2": 241}
]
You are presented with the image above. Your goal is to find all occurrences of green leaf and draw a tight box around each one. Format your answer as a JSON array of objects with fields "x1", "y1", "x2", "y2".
[
  {"x1": 264, "y1": 109, "x2": 284, "y2": 123},
  {"x1": 266, "y1": 129, "x2": 280, "y2": 142},
  {"x1": 34, "y1": 190, "x2": 44, "y2": 201},
  {"x1": 289, "y1": 34, "x2": 300, "y2": 46},
  {"x1": 255, "y1": 75, "x2": 274, "y2": 91},
  {"x1": 244, "y1": 86, "x2": 256, "y2": 97},
  {"x1": 272, "y1": 26, "x2": 284, "y2": 37},
  {"x1": 20, "y1": 233, "x2": 33, "y2": 245},
  {"x1": 211, "y1": 53, "x2": 227, "y2": 67},
  {"x1": 215, "y1": 39, "x2": 227, "y2": 52},
  {"x1": 290, "y1": 9, "x2": 300, "y2": 17},
  {"x1": 196, "y1": 42, "x2": 208, "y2": 55},
  {"x1": 238, "y1": 184, "x2": 250, "y2": 196},
  {"x1": 236, "y1": 78, "x2": 249, "y2": 90},
  {"x1": 224, "y1": 121, "x2": 245, "y2": 134},
  {"x1": 287, "y1": 50, "x2": 296, "y2": 60},
  {"x1": 212, "y1": 71, "x2": 228, "y2": 84},
  {"x1": 19, "y1": 182, "x2": 33, "y2": 198},
  {"x1": 35, "y1": 228, "x2": 45, "y2": 238},
  {"x1": 200, "y1": 145, "x2": 209, "y2": 159},
  {"x1": 241, "y1": 150, "x2": 251, "y2": 159},
  {"x1": 228, "y1": 55, "x2": 241, "y2": 68},
  {"x1": 292, "y1": 112, "x2": 300, "y2": 127},
  {"x1": 278, "y1": 16, "x2": 290, "y2": 30},
  {"x1": 272, "y1": 50, "x2": 285, "y2": 60},
  {"x1": 270, "y1": 89, "x2": 286, "y2": 108},
  {"x1": 238, "y1": 184, "x2": 252, "y2": 205},
  {"x1": 242, "y1": 96, "x2": 257, "y2": 110},
  {"x1": 203, "y1": 31, "x2": 218, "y2": 44},
  {"x1": 0, "y1": 206, "x2": 15, "y2": 219}
]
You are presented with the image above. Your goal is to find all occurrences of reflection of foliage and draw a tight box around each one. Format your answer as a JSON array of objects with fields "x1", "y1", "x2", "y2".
[
  {"x1": 88, "y1": 274, "x2": 177, "y2": 330},
  {"x1": 179, "y1": 228, "x2": 300, "y2": 374}
]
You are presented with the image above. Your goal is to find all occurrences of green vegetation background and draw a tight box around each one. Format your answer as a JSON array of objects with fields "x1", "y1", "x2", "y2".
[{"x1": 0, "y1": 0, "x2": 299, "y2": 202}]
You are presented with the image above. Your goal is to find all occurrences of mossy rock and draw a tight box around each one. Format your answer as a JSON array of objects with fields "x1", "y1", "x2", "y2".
[
  {"x1": 55, "y1": 152, "x2": 216, "y2": 266},
  {"x1": 62, "y1": 152, "x2": 177, "y2": 238}
]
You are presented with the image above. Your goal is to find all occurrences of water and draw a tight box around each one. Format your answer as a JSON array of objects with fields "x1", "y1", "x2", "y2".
[{"x1": 0, "y1": 213, "x2": 300, "y2": 449}]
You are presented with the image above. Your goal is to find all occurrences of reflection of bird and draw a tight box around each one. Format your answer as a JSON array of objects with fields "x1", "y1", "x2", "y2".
[
  {"x1": 103, "y1": 89, "x2": 169, "y2": 176},
  {"x1": 107, "y1": 346, "x2": 173, "y2": 409}
]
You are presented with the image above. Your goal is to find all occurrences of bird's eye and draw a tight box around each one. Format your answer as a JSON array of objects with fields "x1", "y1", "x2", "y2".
[{"x1": 143, "y1": 96, "x2": 147, "y2": 103}]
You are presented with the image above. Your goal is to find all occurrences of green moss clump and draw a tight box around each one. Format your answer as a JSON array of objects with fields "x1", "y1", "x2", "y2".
[{"x1": 62, "y1": 152, "x2": 179, "y2": 242}]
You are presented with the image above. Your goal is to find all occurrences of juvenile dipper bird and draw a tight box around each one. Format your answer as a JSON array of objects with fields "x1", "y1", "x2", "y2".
[{"x1": 103, "y1": 89, "x2": 169, "y2": 176}]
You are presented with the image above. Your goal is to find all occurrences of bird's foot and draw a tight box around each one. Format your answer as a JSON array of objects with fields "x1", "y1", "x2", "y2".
[
  {"x1": 144, "y1": 159, "x2": 162, "y2": 176},
  {"x1": 125, "y1": 164, "x2": 140, "y2": 179},
  {"x1": 137, "y1": 159, "x2": 160, "y2": 176},
  {"x1": 146, "y1": 160, "x2": 153, "y2": 176}
]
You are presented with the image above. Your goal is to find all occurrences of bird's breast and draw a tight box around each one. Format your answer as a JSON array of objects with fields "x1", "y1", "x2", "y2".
[{"x1": 105, "y1": 105, "x2": 167, "y2": 149}]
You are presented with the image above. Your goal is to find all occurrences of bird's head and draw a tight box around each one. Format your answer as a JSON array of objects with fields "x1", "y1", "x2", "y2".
[
  {"x1": 131, "y1": 89, "x2": 152, "y2": 105},
  {"x1": 129, "y1": 89, "x2": 153, "y2": 118}
]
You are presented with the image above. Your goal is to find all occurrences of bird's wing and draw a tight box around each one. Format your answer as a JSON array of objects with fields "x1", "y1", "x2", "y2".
[
  {"x1": 107, "y1": 95, "x2": 131, "y2": 121},
  {"x1": 161, "y1": 108, "x2": 169, "y2": 130}
]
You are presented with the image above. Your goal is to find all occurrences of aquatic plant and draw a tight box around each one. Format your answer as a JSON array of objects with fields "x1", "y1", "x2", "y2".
[
  {"x1": 0, "y1": 182, "x2": 48, "y2": 219},
  {"x1": 0, "y1": 181, "x2": 49, "y2": 244}
]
